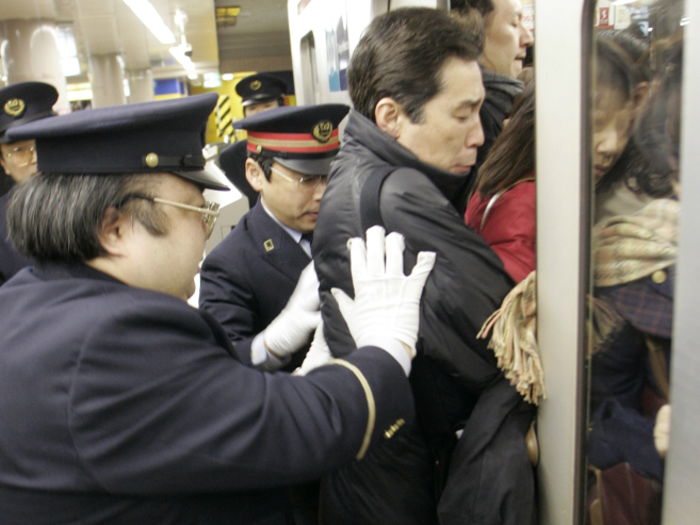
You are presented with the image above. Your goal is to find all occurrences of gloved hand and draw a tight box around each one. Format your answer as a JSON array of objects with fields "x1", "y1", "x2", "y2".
[
  {"x1": 331, "y1": 226, "x2": 436, "y2": 358},
  {"x1": 264, "y1": 261, "x2": 321, "y2": 358},
  {"x1": 294, "y1": 321, "x2": 333, "y2": 376},
  {"x1": 653, "y1": 404, "x2": 671, "y2": 458}
]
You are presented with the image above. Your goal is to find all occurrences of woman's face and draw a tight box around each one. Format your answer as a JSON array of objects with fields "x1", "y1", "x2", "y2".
[{"x1": 592, "y1": 84, "x2": 636, "y2": 183}]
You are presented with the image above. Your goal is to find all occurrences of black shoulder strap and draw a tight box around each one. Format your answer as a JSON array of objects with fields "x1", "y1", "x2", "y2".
[{"x1": 359, "y1": 165, "x2": 397, "y2": 232}]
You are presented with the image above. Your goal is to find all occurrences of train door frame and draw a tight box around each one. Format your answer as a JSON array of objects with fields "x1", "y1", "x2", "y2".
[
  {"x1": 534, "y1": 0, "x2": 591, "y2": 522},
  {"x1": 661, "y1": 0, "x2": 700, "y2": 521},
  {"x1": 537, "y1": 0, "x2": 700, "y2": 523}
]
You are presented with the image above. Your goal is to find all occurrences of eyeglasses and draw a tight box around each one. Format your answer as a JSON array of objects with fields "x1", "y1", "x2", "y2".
[
  {"x1": 4, "y1": 144, "x2": 36, "y2": 167},
  {"x1": 120, "y1": 193, "x2": 221, "y2": 239},
  {"x1": 270, "y1": 167, "x2": 327, "y2": 190}
]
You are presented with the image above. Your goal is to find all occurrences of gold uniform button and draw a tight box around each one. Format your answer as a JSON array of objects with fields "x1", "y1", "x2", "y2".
[
  {"x1": 145, "y1": 152, "x2": 159, "y2": 168},
  {"x1": 651, "y1": 270, "x2": 667, "y2": 284},
  {"x1": 384, "y1": 418, "x2": 405, "y2": 439}
]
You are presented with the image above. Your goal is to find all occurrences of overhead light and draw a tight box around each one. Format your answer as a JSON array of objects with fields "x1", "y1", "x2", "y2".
[
  {"x1": 216, "y1": 6, "x2": 241, "y2": 27},
  {"x1": 612, "y1": 0, "x2": 635, "y2": 5},
  {"x1": 170, "y1": 46, "x2": 195, "y2": 71},
  {"x1": 222, "y1": 73, "x2": 234, "y2": 81},
  {"x1": 122, "y1": 0, "x2": 176, "y2": 44},
  {"x1": 188, "y1": 72, "x2": 198, "y2": 80}
]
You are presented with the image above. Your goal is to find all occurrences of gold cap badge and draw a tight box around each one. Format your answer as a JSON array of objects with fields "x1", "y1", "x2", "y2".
[
  {"x1": 312, "y1": 120, "x2": 333, "y2": 143},
  {"x1": 250, "y1": 80, "x2": 262, "y2": 91},
  {"x1": 4, "y1": 98, "x2": 26, "y2": 118},
  {"x1": 145, "y1": 153, "x2": 159, "y2": 168}
]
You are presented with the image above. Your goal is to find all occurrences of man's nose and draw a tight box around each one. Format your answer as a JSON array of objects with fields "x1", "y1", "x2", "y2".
[
  {"x1": 521, "y1": 25, "x2": 534, "y2": 47},
  {"x1": 466, "y1": 116, "x2": 485, "y2": 148},
  {"x1": 313, "y1": 178, "x2": 328, "y2": 199}
]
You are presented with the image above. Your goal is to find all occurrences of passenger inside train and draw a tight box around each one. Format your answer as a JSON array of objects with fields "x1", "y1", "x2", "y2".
[
  {"x1": 586, "y1": 33, "x2": 682, "y2": 524},
  {"x1": 313, "y1": 8, "x2": 536, "y2": 525}
]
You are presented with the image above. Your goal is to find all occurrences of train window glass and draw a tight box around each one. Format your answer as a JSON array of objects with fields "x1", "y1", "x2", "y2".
[
  {"x1": 300, "y1": 32, "x2": 321, "y2": 104},
  {"x1": 584, "y1": 1, "x2": 684, "y2": 523}
]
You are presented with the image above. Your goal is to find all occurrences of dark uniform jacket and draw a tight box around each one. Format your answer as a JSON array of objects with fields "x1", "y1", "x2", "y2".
[
  {"x1": 313, "y1": 110, "x2": 536, "y2": 525},
  {"x1": 0, "y1": 262, "x2": 414, "y2": 525},
  {"x1": 0, "y1": 191, "x2": 33, "y2": 286},
  {"x1": 199, "y1": 202, "x2": 312, "y2": 371}
]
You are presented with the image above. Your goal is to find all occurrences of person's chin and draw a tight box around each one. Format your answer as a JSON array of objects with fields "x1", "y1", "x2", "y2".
[{"x1": 450, "y1": 165, "x2": 474, "y2": 175}]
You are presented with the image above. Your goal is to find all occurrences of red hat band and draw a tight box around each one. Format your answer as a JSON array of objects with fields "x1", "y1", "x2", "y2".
[{"x1": 246, "y1": 129, "x2": 340, "y2": 156}]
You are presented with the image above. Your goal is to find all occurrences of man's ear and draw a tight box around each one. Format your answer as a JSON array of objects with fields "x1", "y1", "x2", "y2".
[
  {"x1": 245, "y1": 158, "x2": 265, "y2": 192},
  {"x1": 96, "y1": 206, "x2": 131, "y2": 256},
  {"x1": 375, "y1": 97, "x2": 405, "y2": 139}
]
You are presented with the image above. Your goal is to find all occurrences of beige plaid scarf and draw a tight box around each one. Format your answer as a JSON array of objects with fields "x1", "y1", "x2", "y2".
[{"x1": 477, "y1": 198, "x2": 679, "y2": 405}]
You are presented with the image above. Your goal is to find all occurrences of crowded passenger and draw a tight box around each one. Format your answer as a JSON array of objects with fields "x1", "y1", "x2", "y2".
[
  {"x1": 0, "y1": 93, "x2": 436, "y2": 524},
  {"x1": 313, "y1": 8, "x2": 536, "y2": 525},
  {"x1": 451, "y1": 0, "x2": 534, "y2": 188},
  {"x1": 586, "y1": 36, "x2": 682, "y2": 522},
  {"x1": 593, "y1": 33, "x2": 675, "y2": 223},
  {"x1": 465, "y1": 81, "x2": 536, "y2": 283},
  {"x1": 0, "y1": 81, "x2": 58, "y2": 285}
]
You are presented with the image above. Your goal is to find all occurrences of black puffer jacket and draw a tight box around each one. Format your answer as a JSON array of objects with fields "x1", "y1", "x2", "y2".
[{"x1": 313, "y1": 110, "x2": 537, "y2": 525}]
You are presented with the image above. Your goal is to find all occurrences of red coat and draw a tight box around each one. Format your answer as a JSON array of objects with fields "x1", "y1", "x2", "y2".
[{"x1": 465, "y1": 180, "x2": 535, "y2": 283}]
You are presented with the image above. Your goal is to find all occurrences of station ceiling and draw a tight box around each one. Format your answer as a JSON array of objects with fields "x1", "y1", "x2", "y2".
[{"x1": 0, "y1": 0, "x2": 291, "y2": 81}]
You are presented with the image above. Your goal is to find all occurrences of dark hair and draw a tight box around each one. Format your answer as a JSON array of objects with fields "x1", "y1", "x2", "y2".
[
  {"x1": 248, "y1": 152, "x2": 274, "y2": 181},
  {"x1": 634, "y1": 35, "x2": 683, "y2": 187},
  {"x1": 8, "y1": 173, "x2": 167, "y2": 262},
  {"x1": 594, "y1": 34, "x2": 674, "y2": 198},
  {"x1": 597, "y1": 29, "x2": 650, "y2": 82},
  {"x1": 348, "y1": 8, "x2": 482, "y2": 123},
  {"x1": 596, "y1": 37, "x2": 639, "y2": 100},
  {"x1": 474, "y1": 80, "x2": 535, "y2": 198},
  {"x1": 451, "y1": 0, "x2": 495, "y2": 18}
]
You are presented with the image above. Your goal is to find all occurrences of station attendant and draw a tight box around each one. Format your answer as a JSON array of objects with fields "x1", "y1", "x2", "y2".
[
  {"x1": 224, "y1": 73, "x2": 290, "y2": 207},
  {"x1": 0, "y1": 92, "x2": 435, "y2": 525},
  {"x1": 200, "y1": 104, "x2": 350, "y2": 373},
  {"x1": 0, "y1": 81, "x2": 58, "y2": 285}
]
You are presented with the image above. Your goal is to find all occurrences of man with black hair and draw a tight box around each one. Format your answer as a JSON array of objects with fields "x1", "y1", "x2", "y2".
[
  {"x1": 0, "y1": 93, "x2": 434, "y2": 524},
  {"x1": 314, "y1": 7, "x2": 537, "y2": 525},
  {"x1": 453, "y1": 0, "x2": 534, "y2": 178}
]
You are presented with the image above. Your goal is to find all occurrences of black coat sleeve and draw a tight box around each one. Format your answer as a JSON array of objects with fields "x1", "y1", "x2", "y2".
[{"x1": 380, "y1": 169, "x2": 514, "y2": 387}]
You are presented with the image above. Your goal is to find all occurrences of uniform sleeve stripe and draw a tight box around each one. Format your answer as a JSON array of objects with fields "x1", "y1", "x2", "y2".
[{"x1": 328, "y1": 359, "x2": 376, "y2": 460}]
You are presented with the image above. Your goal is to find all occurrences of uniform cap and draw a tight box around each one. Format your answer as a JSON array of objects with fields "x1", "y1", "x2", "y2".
[
  {"x1": 5, "y1": 93, "x2": 228, "y2": 191},
  {"x1": 233, "y1": 104, "x2": 350, "y2": 176},
  {"x1": 0, "y1": 81, "x2": 58, "y2": 143},
  {"x1": 235, "y1": 73, "x2": 287, "y2": 107}
]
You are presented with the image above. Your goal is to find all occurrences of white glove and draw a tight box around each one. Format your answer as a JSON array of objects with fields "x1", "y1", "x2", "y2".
[
  {"x1": 264, "y1": 261, "x2": 321, "y2": 357},
  {"x1": 294, "y1": 321, "x2": 334, "y2": 376},
  {"x1": 653, "y1": 404, "x2": 671, "y2": 458},
  {"x1": 331, "y1": 226, "x2": 436, "y2": 358}
]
